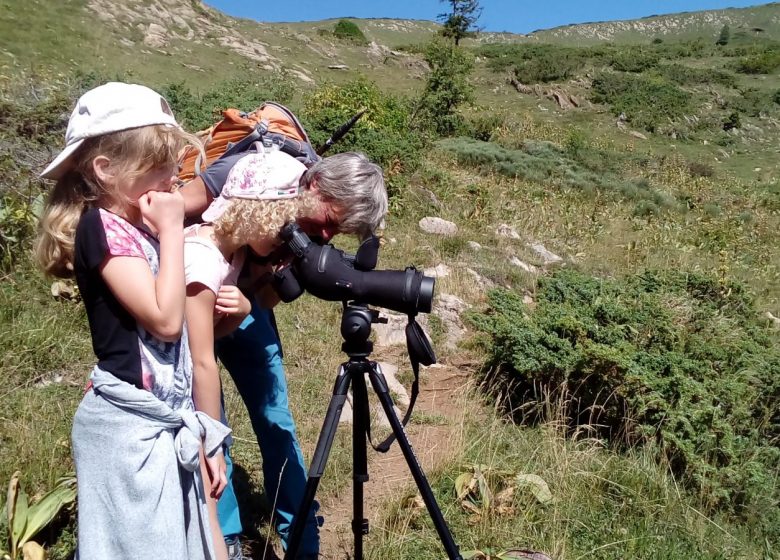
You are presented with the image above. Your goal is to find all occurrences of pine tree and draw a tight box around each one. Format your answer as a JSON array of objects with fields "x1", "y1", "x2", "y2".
[
  {"x1": 437, "y1": 0, "x2": 482, "y2": 46},
  {"x1": 716, "y1": 24, "x2": 730, "y2": 46}
]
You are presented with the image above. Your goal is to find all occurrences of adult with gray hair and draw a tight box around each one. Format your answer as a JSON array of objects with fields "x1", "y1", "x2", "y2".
[
  {"x1": 298, "y1": 151, "x2": 388, "y2": 239},
  {"x1": 179, "y1": 148, "x2": 388, "y2": 560}
]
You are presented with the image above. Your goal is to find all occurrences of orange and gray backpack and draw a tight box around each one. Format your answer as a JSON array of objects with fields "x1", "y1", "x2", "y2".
[{"x1": 179, "y1": 101, "x2": 320, "y2": 182}]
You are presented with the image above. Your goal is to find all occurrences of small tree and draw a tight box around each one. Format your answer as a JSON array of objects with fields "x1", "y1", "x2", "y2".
[
  {"x1": 716, "y1": 24, "x2": 730, "y2": 46},
  {"x1": 333, "y1": 19, "x2": 368, "y2": 45},
  {"x1": 415, "y1": 38, "x2": 474, "y2": 136},
  {"x1": 438, "y1": 0, "x2": 482, "y2": 46}
]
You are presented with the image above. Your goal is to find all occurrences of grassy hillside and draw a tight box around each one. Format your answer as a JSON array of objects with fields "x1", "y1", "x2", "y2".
[
  {"x1": 1, "y1": 1, "x2": 779, "y2": 558},
  {"x1": 520, "y1": 2, "x2": 780, "y2": 45}
]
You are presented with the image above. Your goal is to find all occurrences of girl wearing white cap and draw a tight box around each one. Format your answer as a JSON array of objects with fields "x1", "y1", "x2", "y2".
[{"x1": 36, "y1": 82, "x2": 230, "y2": 559}]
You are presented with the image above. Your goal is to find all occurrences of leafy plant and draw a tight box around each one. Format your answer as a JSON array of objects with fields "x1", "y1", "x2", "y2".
[
  {"x1": 1, "y1": 472, "x2": 76, "y2": 560},
  {"x1": 591, "y1": 71, "x2": 692, "y2": 132},
  {"x1": 300, "y1": 77, "x2": 426, "y2": 177},
  {"x1": 415, "y1": 38, "x2": 475, "y2": 137},
  {"x1": 332, "y1": 19, "x2": 368, "y2": 45},
  {"x1": 468, "y1": 270, "x2": 780, "y2": 533}
]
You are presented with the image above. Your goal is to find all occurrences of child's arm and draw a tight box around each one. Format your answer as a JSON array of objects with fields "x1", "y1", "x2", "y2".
[
  {"x1": 101, "y1": 191, "x2": 185, "y2": 342},
  {"x1": 186, "y1": 283, "x2": 227, "y2": 498},
  {"x1": 213, "y1": 285, "x2": 251, "y2": 339}
]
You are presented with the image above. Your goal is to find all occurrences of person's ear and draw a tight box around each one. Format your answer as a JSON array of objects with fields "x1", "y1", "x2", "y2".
[{"x1": 92, "y1": 155, "x2": 114, "y2": 185}]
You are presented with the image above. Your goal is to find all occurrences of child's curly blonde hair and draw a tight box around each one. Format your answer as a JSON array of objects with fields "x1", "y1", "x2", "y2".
[{"x1": 212, "y1": 189, "x2": 320, "y2": 249}]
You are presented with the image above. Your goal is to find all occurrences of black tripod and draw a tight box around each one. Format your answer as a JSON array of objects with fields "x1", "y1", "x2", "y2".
[{"x1": 283, "y1": 303, "x2": 463, "y2": 560}]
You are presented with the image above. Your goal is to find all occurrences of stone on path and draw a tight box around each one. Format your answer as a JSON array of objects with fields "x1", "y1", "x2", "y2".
[
  {"x1": 496, "y1": 223, "x2": 521, "y2": 239},
  {"x1": 419, "y1": 217, "x2": 458, "y2": 236},
  {"x1": 510, "y1": 257, "x2": 539, "y2": 274},
  {"x1": 423, "y1": 263, "x2": 451, "y2": 278},
  {"x1": 528, "y1": 242, "x2": 563, "y2": 266}
]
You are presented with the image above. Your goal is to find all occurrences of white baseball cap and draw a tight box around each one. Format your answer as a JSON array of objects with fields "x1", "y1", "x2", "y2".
[
  {"x1": 40, "y1": 82, "x2": 180, "y2": 180},
  {"x1": 202, "y1": 150, "x2": 306, "y2": 223}
]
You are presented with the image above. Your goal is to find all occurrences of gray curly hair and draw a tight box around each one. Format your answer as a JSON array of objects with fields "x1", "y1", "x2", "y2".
[{"x1": 300, "y1": 152, "x2": 388, "y2": 238}]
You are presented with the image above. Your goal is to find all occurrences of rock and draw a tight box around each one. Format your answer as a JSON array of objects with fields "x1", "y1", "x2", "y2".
[
  {"x1": 528, "y1": 242, "x2": 563, "y2": 266},
  {"x1": 423, "y1": 264, "x2": 451, "y2": 278},
  {"x1": 466, "y1": 268, "x2": 496, "y2": 290},
  {"x1": 377, "y1": 362, "x2": 410, "y2": 407},
  {"x1": 290, "y1": 69, "x2": 314, "y2": 84},
  {"x1": 629, "y1": 130, "x2": 648, "y2": 140},
  {"x1": 434, "y1": 294, "x2": 470, "y2": 349},
  {"x1": 467, "y1": 241, "x2": 482, "y2": 251},
  {"x1": 496, "y1": 224, "x2": 521, "y2": 240},
  {"x1": 51, "y1": 281, "x2": 77, "y2": 300},
  {"x1": 328, "y1": 64, "x2": 349, "y2": 70},
  {"x1": 418, "y1": 186, "x2": 442, "y2": 208},
  {"x1": 373, "y1": 311, "x2": 409, "y2": 347},
  {"x1": 523, "y1": 294, "x2": 535, "y2": 305},
  {"x1": 143, "y1": 23, "x2": 168, "y2": 48},
  {"x1": 509, "y1": 77, "x2": 533, "y2": 94},
  {"x1": 419, "y1": 217, "x2": 458, "y2": 236},
  {"x1": 510, "y1": 257, "x2": 539, "y2": 274},
  {"x1": 549, "y1": 89, "x2": 575, "y2": 110},
  {"x1": 765, "y1": 311, "x2": 780, "y2": 327}
]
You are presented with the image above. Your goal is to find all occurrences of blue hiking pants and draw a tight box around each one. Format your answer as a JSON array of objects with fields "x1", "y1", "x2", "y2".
[{"x1": 215, "y1": 304, "x2": 320, "y2": 555}]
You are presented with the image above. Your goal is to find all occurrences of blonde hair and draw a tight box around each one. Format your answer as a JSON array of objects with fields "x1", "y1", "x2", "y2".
[
  {"x1": 213, "y1": 190, "x2": 320, "y2": 249},
  {"x1": 36, "y1": 125, "x2": 201, "y2": 278}
]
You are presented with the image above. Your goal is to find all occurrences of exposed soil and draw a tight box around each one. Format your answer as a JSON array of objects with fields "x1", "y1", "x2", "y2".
[{"x1": 317, "y1": 351, "x2": 477, "y2": 559}]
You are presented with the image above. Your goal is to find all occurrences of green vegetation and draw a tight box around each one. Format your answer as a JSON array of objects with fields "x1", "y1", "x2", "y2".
[
  {"x1": 332, "y1": 19, "x2": 369, "y2": 45},
  {"x1": 161, "y1": 75, "x2": 296, "y2": 131},
  {"x1": 438, "y1": 0, "x2": 482, "y2": 46},
  {"x1": 468, "y1": 271, "x2": 779, "y2": 538},
  {"x1": 2, "y1": 2, "x2": 780, "y2": 557},
  {"x1": 415, "y1": 38, "x2": 475, "y2": 136},
  {"x1": 300, "y1": 77, "x2": 427, "y2": 177},
  {"x1": 435, "y1": 137, "x2": 676, "y2": 213},
  {"x1": 591, "y1": 72, "x2": 692, "y2": 132}
]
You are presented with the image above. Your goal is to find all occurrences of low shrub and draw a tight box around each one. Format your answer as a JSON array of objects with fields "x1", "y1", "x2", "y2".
[
  {"x1": 735, "y1": 50, "x2": 780, "y2": 74},
  {"x1": 591, "y1": 71, "x2": 692, "y2": 132},
  {"x1": 332, "y1": 19, "x2": 368, "y2": 45},
  {"x1": 161, "y1": 74, "x2": 296, "y2": 131},
  {"x1": 469, "y1": 269, "x2": 780, "y2": 532},
  {"x1": 607, "y1": 49, "x2": 660, "y2": 73},
  {"x1": 435, "y1": 137, "x2": 677, "y2": 209},
  {"x1": 653, "y1": 63, "x2": 736, "y2": 87},
  {"x1": 301, "y1": 77, "x2": 427, "y2": 178}
]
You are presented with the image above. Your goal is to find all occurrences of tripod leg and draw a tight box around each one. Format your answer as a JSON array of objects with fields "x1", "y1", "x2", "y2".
[
  {"x1": 284, "y1": 365, "x2": 352, "y2": 560},
  {"x1": 350, "y1": 364, "x2": 371, "y2": 559},
  {"x1": 367, "y1": 364, "x2": 463, "y2": 560}
]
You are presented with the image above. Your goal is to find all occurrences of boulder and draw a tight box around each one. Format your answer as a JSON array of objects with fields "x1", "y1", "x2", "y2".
[{"x1": 419, "y1": 217, "x2": 458, "y2": 236}]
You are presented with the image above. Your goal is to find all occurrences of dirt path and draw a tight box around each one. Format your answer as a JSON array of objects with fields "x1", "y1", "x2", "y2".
[{"x1": 317, "y1": 353, "x2": 476, "y2": 559}]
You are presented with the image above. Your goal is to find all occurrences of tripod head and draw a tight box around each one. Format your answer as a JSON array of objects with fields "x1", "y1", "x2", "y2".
[{"x1": 340, "y1": 302, "x2": 387, "y2": 357}]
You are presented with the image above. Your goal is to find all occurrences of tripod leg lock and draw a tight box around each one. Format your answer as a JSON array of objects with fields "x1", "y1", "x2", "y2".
[
  {"x1": 354, "y1": 473, "x2": 369, "y2": 483},
  {"x1": 352, "y1": 518, "x2": 370, "y2": 536}
]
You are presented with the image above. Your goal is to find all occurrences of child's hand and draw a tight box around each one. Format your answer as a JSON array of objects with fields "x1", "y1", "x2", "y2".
[
  {"x1": 215, "y1": 285, "x2": 251, "y2": 318},
  {"x1": 204, "y1": 448, "x2": 227, "y2": 499},
  {"x1": 139, "y1": 190, "x2": 184, "y2": 235}
]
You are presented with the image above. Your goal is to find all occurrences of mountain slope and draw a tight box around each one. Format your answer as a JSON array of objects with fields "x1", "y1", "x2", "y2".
[{"x1": 520, "y1": 2, "x2": 780, "y2": 45}]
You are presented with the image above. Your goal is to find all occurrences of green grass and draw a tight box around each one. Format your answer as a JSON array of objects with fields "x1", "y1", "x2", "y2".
[
  {"x1": 2, "y1": 3, "x2": 780, "y2": 557},
  {"x1": 367, "y1": 415, "x2": 774, "y2": 559}
]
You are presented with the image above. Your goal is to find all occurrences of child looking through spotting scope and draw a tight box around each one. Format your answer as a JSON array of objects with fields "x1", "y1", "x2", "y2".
[{"x1": 36, "y1": 82, "x2": 231, "y2": 560}]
